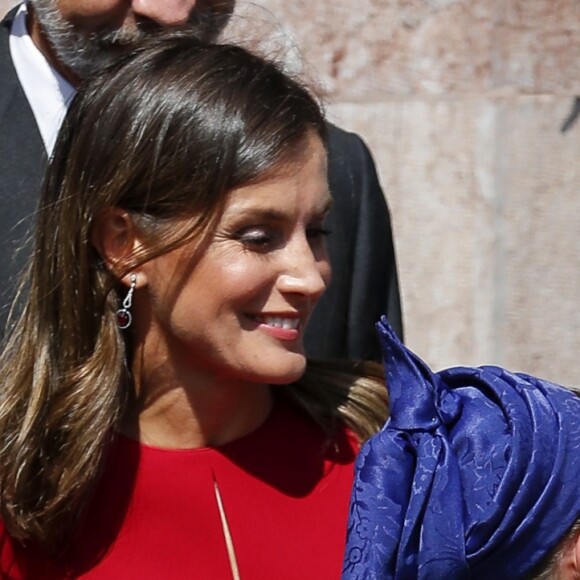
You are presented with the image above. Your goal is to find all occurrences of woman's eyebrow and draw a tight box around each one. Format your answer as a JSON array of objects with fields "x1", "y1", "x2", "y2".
[
  {"x1": 320, "y1": 194, "x2": 333, "y2": 213},
  {"x1": 226, "y1": 194, "x2": 332, "y2": 222},
  {"x1": 228, "y1": 208, "x2": 288, "y2": 222}
]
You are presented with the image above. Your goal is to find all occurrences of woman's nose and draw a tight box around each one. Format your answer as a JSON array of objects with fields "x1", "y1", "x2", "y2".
[
  {"x1": 277, "y1": 240, "x2": 330, "y2": 301},
  {"x1": 130, "y1": 0, "x2": 197, "y2": 26}
]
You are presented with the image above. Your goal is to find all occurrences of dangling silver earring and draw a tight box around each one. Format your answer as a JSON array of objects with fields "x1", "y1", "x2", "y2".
[{"x1": 116, "y1": 273, "x2": 137, "y2": 329}]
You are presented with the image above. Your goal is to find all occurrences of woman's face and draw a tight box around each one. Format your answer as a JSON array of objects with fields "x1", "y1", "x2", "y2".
[{"x1": 135, "y1": 132, "x2": 331, "y2": 386}]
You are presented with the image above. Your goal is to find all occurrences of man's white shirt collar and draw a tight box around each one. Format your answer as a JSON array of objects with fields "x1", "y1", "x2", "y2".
[{"x1": 9, "y1": 3, "x2": 76, "y2": 156}]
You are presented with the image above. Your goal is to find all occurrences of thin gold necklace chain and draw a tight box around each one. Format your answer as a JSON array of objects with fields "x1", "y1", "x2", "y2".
[{"x1": 213, "y1": 478, "x2": 241, "y2": 580}]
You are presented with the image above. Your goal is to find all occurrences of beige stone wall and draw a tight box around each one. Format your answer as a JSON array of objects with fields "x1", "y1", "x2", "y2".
[
  {"x1": 0, "y1": 1, "x2": 14, "y2": 15},
  {"x1": 3, "y1": 0, "x2": 579, "y2": 385}
]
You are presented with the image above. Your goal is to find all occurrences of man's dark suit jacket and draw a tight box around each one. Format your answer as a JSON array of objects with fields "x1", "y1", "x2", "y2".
[{"x1": 0, "y1": 8, "x2": 403, "y2": 361}]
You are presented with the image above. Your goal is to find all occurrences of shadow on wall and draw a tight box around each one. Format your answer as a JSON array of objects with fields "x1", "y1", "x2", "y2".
[{"x1": 561, "y1": 97, "x2": 580, "y2": 133}]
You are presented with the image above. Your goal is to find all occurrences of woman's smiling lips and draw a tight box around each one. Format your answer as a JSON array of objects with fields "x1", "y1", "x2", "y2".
[{"x1": 247, "y1": 314, "x2": 302, "y2": 341}]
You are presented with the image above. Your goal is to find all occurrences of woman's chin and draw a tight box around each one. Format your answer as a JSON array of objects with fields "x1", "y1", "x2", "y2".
[{"x1": 254, "y1": 352, "x2": 308, "y2": 385}]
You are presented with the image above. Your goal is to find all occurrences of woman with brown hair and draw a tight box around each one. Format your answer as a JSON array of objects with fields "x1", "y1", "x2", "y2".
[{"x1": 0, "y1": 31, "x2": 386, "y2": 578}]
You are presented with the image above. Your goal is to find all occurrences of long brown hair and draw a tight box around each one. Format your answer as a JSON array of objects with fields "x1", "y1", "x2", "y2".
[{"x1": 0, "y1": 30, "x2": 386, "y2": 554}]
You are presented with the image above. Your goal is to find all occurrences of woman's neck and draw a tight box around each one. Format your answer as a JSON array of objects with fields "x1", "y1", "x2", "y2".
[{"x1": 123, "y1": 343, "x2": 274, "y2": 449}]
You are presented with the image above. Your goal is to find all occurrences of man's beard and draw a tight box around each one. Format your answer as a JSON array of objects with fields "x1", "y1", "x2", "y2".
[{"x1": 29, "y1": 0, "x2": 231, "y2": 80}]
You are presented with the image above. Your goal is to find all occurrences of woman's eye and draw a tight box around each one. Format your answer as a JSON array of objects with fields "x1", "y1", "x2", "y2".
[{"x1": 236, "y1": 228, "x2": 276, "y2": 249}]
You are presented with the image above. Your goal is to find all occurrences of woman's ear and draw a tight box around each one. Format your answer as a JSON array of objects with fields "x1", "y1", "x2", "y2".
[{"x1": 91, "y1": 208, "x2": 147, "y2": 286}]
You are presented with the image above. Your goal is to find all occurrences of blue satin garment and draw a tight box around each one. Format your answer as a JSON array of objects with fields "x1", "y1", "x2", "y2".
[{"x1": 343, "y1": 317, "x2": 580, "y2": 579}]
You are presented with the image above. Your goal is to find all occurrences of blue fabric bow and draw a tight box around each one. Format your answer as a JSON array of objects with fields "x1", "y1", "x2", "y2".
[{"x1": 343, "y1": 317, "x2": 580, "y2": 579}]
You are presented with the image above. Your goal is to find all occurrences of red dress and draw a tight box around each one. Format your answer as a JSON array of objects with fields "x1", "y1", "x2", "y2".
[{"x1": 1, "y1": 397, "x2": 357, "y2": 579}]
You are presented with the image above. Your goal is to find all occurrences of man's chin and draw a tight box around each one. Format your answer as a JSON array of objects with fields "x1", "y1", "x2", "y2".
[
  {"x1": 30, "y1": 0, "x2": 232, "y2": 80},
  {"x1": 57, "y1": 47, "x2": 118, "y2": 81},
  {"x1": 59, "y1": 25, "x2": 229, "y2": 80}
]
